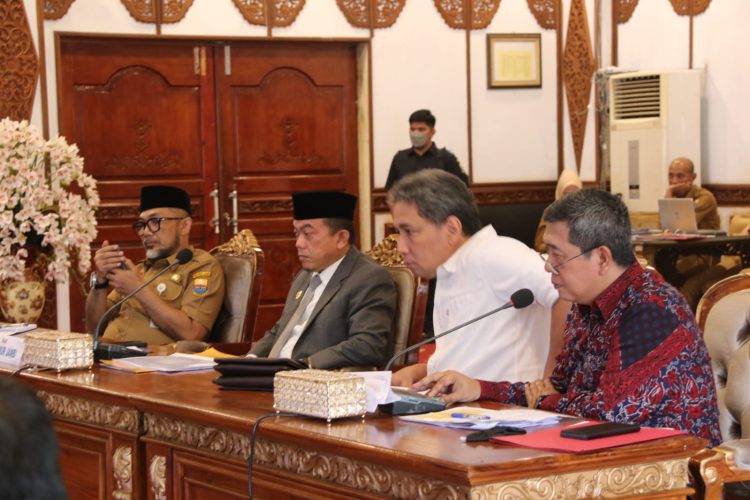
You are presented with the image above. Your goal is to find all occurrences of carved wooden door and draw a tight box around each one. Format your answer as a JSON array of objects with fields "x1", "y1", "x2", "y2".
[
  {"x1": 57, "y1": 36, "x2": 359, "y2": 338},
  {"x1": 215, "y1": 41, "x2": 359, "y2": 338}
]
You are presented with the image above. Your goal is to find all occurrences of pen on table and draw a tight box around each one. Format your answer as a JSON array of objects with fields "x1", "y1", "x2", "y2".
[{"x1": 451, "y1": 412, "x2": 492, "y2": 420}]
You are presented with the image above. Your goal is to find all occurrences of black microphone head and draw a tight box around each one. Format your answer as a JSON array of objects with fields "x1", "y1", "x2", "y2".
[
  {"x1": 175, "y1": 248, "x2": 193, "y2": 264},
  {"x1": 510, "y1": 289, "x2": 534, "y2": 309}
]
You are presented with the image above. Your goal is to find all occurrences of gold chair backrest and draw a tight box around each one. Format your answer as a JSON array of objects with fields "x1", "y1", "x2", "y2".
[
  {"x1": 366, "y1": 235, "x2": 427, "y2": 366},
  {"x1": 209, "y1": 229, "x2": 264, "y2": 343}
]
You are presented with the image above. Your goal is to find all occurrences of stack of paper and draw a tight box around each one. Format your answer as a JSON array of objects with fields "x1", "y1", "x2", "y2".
[
  {"x1": 0, "y1": 323, "x2": 37, "y2": 336},
  {"x1": 100, "y1": 353, "x2": 216, "y2": 373},
  {"x1": 400, "y1": 406, "x2": 567, "y2": 430}
]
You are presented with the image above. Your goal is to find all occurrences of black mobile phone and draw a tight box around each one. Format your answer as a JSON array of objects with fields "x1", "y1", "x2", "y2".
[{"x1": 560, "y1": 422, "x2": 640, "y2": 440}]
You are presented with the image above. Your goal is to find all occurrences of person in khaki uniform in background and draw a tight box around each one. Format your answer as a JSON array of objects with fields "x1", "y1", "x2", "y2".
[
  {"x1": 85, "y1": 185, "x2": 225, "y2": 344},
  {"x1": 657, "y1": 157, "x2": 721, "y2": 289}
]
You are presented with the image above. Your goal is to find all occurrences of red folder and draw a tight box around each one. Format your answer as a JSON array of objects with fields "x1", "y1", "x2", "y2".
[{"x1": 491, "y1": 421, "x2": 685, "y2": 453}]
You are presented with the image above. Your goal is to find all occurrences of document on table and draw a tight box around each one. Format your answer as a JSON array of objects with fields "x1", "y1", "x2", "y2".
[
  {"x1": 100, "y1": 353, "x2": 217, "y2": 373},
  {"x1": 400, "y1": 406, "x2": 568, "y2": 430},
  {"x1": 0, "y1": 323, "x2": 37, "y2": 336}
]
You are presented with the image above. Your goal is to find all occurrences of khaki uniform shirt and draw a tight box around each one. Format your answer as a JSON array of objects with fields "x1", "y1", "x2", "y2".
[
  {"x1": 102, "y1": 248, "x2": 225, "y2": 344},
  {"x1": 688, "y1": 184, "x2": 720, "y2": 230}
]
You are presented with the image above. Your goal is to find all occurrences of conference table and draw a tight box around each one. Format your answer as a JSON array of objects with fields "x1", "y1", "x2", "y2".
[
  {"x1": 3, "y1": 360, "x2": 707, "y2": 500},
  {"x1": 634, "y1": 234, "x2": 750, "y2": 283}
]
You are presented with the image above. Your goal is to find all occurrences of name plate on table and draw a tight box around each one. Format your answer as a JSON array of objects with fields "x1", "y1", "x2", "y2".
[{"x1": 0, "y1": 335, "x2": 25, "y2": 367}]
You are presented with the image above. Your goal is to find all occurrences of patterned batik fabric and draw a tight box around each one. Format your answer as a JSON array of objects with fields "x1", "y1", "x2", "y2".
[{"x1": 478, "y1": 262, "x2": 722, "y2": 446}]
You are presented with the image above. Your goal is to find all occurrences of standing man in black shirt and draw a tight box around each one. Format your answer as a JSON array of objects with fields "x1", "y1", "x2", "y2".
[
  {"x1": 385, "y1": 109, "x2": 468, "y2": 190},
  {"x1": 385, "y1": 109, "x2": 469, "y2": 337}
]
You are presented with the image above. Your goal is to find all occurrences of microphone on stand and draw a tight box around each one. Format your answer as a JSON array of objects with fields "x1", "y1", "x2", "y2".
[
  {"x1": 93, "y1": 248, "x2": 194, "y2": 361},
  {"x1": 380, "y1": 288, "x2": 535, "y2": 415}
]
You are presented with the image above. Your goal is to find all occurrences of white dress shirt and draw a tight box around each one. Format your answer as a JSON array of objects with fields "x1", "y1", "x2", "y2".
[{"x1": 427, "y1": 225, "x2": 559, "y2": 382}]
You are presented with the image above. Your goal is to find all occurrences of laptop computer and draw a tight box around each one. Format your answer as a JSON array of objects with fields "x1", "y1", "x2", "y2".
[{"x1": 658, "y1": 198, "x2": 698, "y2": 233}]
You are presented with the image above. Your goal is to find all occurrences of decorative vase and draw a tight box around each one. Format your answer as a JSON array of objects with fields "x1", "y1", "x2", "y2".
[{"x1": 0, "y1": 279, "x2": 46, "y2": 323}]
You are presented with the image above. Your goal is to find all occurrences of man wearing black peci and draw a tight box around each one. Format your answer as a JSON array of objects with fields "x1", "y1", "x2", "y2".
[{"x1": 85, "y1": 185, "x2": 225, "y2": 344}]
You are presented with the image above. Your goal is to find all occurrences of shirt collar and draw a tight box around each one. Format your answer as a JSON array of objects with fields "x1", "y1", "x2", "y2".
[
  {"x1": 408, "y1": 142, "x2": 439, "y2": 157},
  {"x1": 315, "y1": 253, "x2": 346, "y2": 288},
  {"x1": 591, "y1": 261, "x2": 643, "y2": 318}
]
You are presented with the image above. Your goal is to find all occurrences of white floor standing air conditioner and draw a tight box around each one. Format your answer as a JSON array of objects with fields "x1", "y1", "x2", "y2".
[{"x1": 609, "y1": 70, "x2": 702, "y2": 212}]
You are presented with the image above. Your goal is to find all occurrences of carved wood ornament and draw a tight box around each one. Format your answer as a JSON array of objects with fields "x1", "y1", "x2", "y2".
[
  {"x1": 526, "y1": 0, "x2": 557, "y2": 29},
  {"x1": 120, "y1": 0, "x2": 194, "y2": 23},
  {"x1": 336, "y1": 0, "x2": 405, "y2": 29},
  {"x1": 0, "y1": 0, "x2": 39, "y2": 121},
  {"x1": 43, "y1": 0, "x2": 75, "y2": 20},
  {"x1": 562, "y1": 0, "x2": 596, "y2": 169},
  {"x1": 433, "y1": 0, "x2": 501, "y2": 30},
  {"x1": 231, "y1": 0, "x2": 305, "y2": 27},
  {"x1": 669, "y1": 0, "x2": 712, "y2": 16},
  {"x1": 615, "y1": 0, "x2": 639, "y2": 23}
]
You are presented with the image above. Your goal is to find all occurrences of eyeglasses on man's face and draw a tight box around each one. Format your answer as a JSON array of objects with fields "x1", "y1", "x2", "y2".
[
  {"x1": 539, "y1": 246, "x2": 598, "y2": 275},
  {"x1": 132, "y1": 216, "x2": 185, "y2": 235}
]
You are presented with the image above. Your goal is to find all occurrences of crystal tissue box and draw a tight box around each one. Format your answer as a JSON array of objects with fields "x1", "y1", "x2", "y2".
[
  {"x1": 22, "y1": 331, "x2": 94, "y2": 371},
  {"x1": 273, "y1": 369, "x2": 367, "y2": 421}
]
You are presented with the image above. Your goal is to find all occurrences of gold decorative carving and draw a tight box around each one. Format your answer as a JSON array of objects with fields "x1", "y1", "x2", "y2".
[
  {"x1": 669, "y1": 0, "x2": 711, "y2": 16},
  {"x1": 113, "y1": 446, "x2": 133, "y2": 500},
  {"x1": 336, "y1": 0, "x2": 405, "y2": 29},
  {"x1": 144, "y1": 412, "x2": 467, "y2": 497},
  {"x1": 37, "y1": 391, "x2": 140, "y2": 433},
  {"x1": 366, "y1": 235, "x2": 404, "y2": 266},
  {"x1": 472, "y1": 459, "x2": 688, "y2": 499},
  {"x1": 527, "y1": 0, "x2": 557, "y2": 29},
  {"x1": 615, "y1": 0, "x2": 639, "y2": 23},
  {"x1": 231, "y1": 0, "x2": 305, "y2": 27},
  {"x1": 120, "y1": 0, "x2": 194, "y2": 23},
  {"x1": 562, "y1": 0, "x2": 597, "y2": 169},
  {"x1": 211, "y1": 229, "x2": 260, "y2": 256},
  {"x1": 239, "y1": 198, "x2": 293, "y2": 215},
  {"x1": 0, "y1": 0, "x2": 39, "y2": 121},
  {"x1": 43, "y1": 0, "x2": 75, "y2": 19},
  {"x1": 149, "y1": 455, "x2": 167, "y2": 500},
  {"x1": 434, "y1": 0, "x2": 501, "y2": 30},
  {"x1": 258, "y1": 116, "x2": 325, "y2": 166},
  {"x1": 104, "y1": 118, "x2": 180, "y2": 172}
]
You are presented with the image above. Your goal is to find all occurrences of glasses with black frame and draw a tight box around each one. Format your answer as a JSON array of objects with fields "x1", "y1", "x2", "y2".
[
  {"x1": 132, "y1": 216, "x2": 186, "y2": 236},
  {"x1": 539, "y1": 246, "x2": 599, "y2": 275}
]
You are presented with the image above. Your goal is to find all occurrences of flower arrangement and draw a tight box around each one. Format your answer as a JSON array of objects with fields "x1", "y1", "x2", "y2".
[{"x1": 0, "y1": 118, "x2": 99, "y2": 283}]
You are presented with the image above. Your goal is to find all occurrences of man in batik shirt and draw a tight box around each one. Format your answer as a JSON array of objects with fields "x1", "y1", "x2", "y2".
[{"x1": 414, "y1": 189, "x2": 721, "y2": 446}]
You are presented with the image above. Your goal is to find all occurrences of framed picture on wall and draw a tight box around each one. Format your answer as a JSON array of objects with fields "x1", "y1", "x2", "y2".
[{"x1": 487, "y1": 34, "x2": 542, "y2": 88}]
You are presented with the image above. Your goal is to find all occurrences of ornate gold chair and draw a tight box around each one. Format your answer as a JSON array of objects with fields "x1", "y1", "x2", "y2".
[
  {"x1": 207, "y1": 229, "x2": 264, "y2": 343},
  {"x1": 690, "y1": 273, "x2": 750, "y2": 498},
  {"x1": 366, "y1": 235, "x2": 428, "y2": 367}
]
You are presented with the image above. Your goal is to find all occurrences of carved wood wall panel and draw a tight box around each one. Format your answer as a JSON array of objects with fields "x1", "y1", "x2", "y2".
[
  {"x1": 562, "y1": 0, "x2": 596, "y2": 169},
  {"x1": 231, "y1": 0, "x2": 305, "y2": 27},
  {"x1": 527, "y1": 0, "x2": 557, "y2": 29},
  {"x1": 120, "y1": 0, "x2": 194, "y2": 23},
  {"x1": 669, "y1": 0, "x2": 711, "y2": 16},
  {"x1": 336, "y1": 0, "x2": 405, "y2": 29},
  {"x1": 43, "y1": 0, "x2": 75, "y2": 20},
  {"x1": 0, "y1": 0, "x2": 39, "y2": 121},
  {"x1": 434, "y1": 0, "x2": 501, "y2": 30},
  {"x1": 616, "y1": 0, "x2": 639, "y2": 23}
]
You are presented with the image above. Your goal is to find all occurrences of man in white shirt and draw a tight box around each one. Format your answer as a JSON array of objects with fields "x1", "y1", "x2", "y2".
[
  {"x1": 248, "y1": 191, "x2": 397, "y2": 369},
  {"x1": 389, "y1": 170, "x2": 569, "y2": 385}
]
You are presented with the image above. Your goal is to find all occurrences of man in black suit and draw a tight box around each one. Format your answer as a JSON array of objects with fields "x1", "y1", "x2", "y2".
[{"x1": 248, "y1": 191, "x2": 397, "y2": 369}]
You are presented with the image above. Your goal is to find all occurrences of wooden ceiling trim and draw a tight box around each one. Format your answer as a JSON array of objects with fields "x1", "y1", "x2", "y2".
[
  {"x1": 433, "y1": 0, "x2": 501, "y2": 30},
  {"x1": 669, "y1": 0, "x2": 712, "y2": 16},
  {"x1": 43, "y1": 0, "x2": 75, "y2": 20},
  {"x1": 526, "y1": 0, "x2": 556, "y2": 29},
  {"x1": 231, "y1": 0, "x2": 305, "y2": 27},
  {"x1": 120, "y1": 0, "x2": 194, "y2": 24},
  {"x1": 336, "y1": 0, "x2": 404, "y2": 29}
]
